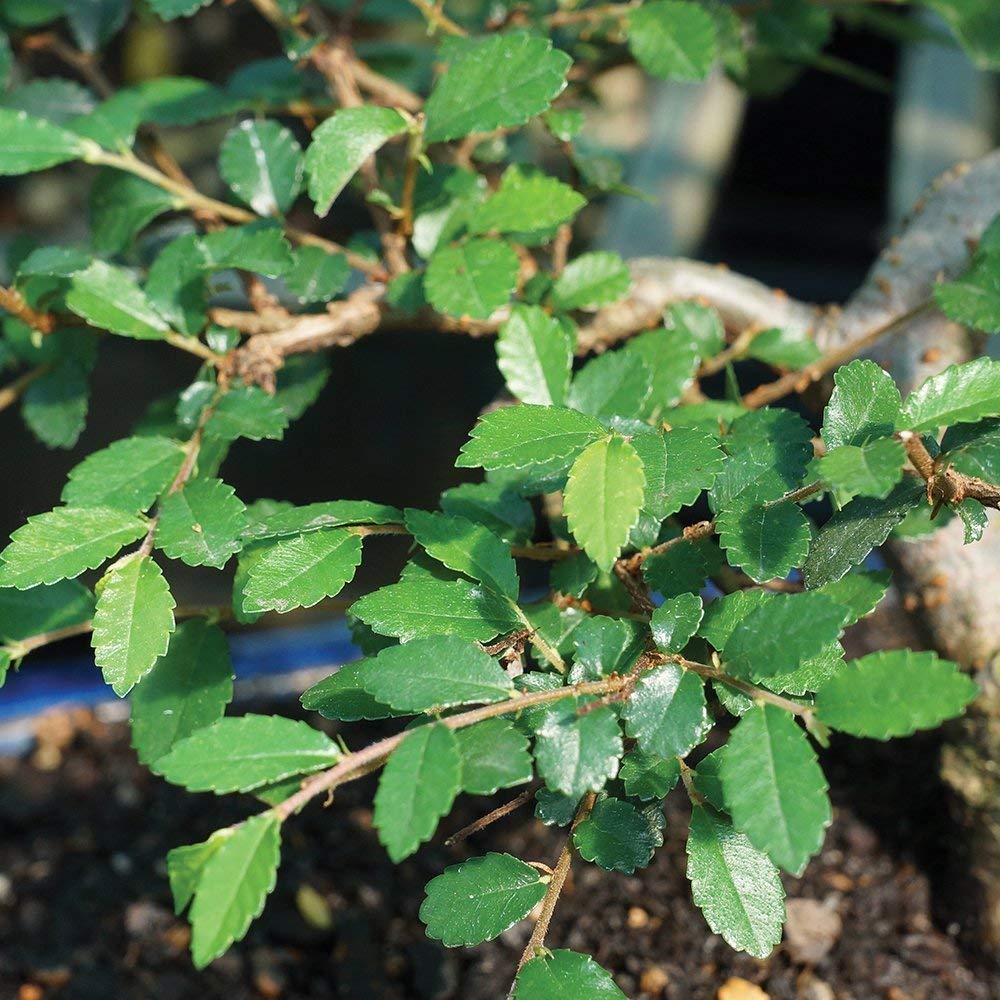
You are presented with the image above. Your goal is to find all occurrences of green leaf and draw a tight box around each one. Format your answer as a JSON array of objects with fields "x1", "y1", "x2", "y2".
[
  {"x1": 935, "y1": 252, "x2": 1000, "y2": 333},
  {"x1": 89, "y1": 169, "x2": 178, "y2": 254},
  {"x1": 470, "y1": 167, "x2": 585, "y2": 236},
  {"x1": 456, "y1": 404, "x2": 606, "y2": 474},
  {"x1": 746, "y1": 327, "x2": 821, "y2": 369},
  {"x1": 570, "y1": 615, "x2": 644, "y2": 681},
  {"x1": 199, "y1": 223, "x2": 293, "y2": 277},
  {"x1": 642, "y1": 535, "x2": 722, "y2": 599},
  {"x1": 440, "y1": 482, "x2": 535, "y2": 545},
  {"x1": 550, "y1": 252, "x2": 630, "y2": 311},
  {"x1": 629, "y1": 0, "x2": 717, "y2": 81},
  {"x1": 63, "y1": 435, "x2": 185, "y2": 512},
  {"x1": 188, "y1": 814, "x2": 281, "y2": 968},
  {"x1": 456, "y1": 719, "x2": 533, "y2": 795},
  {"x1": 635, "y1": 427, "x2": 725, "y2": 519},
  {"x1": 357, "y1": 635, "x2": 513, "y2": 712},
  {"x1": 663, "y1": 301, "x2": 725, "y2": 358},
  {"x1": 218, "y1": 118, "x2": 303, "y2": 216},
  {"x1": 305, "y1": 105, "x2": 408, "y2": 216},
  {"x1": 721, "y1": 705, "x2": 831, "y2": 874},
  {"x1": 0, "y1": 506, "x2": 147, "y2": 589},
  {"x1": 405, "y1": 508, "x2": 519, "y2": 599},
  {"x1": 156, "y1": 714, "x2": 340, "y2": 792},
  {"x1": 0, "y1": 579, "x2": 94, "y2": 643},
  {"x1": 699, "y1": 589, "x2": 771, "y2": 651},
  {"x1": 925, "y1": 0, "x2": 1000, "y2": 71},
  {"x1": 567, "y1": 351, "x2": 651, "y2": 419},
  {"x1": 686, "y1": 804, "x2": 785, "y2": 959},
  {"x1": 21, "y1": 359, "x2": 91, "y2": 449},
  {"x1": 373, "y1": 723, "x2": 461, "y2": 861},
  {"x1": 243, "y1": 499, "x2": 402, "y2": 541},
  {"x1": 66, "y1": 261, "x2": 170, "y2": 340},
  {"x1": 167, "y1": 830, "x2": 226, "y2": 915},
  {"x1": 424, "y1": 34, "x2": 571, "y2": 144},
  {"x1": 755, "y1": 0, "x2": 831, "y2": 58},
  {"x1": 623, "y1": 663, "x2": 710, "y2": 757},
  {"x1": 574, "y1": 796, "x2": 658, "y2": 874},
  {"x1": 424, "y1": 238, "x2": 520, "y2": 320},
  {"x1": 620, "y1": 748, "x2": 680, "y2": 800},
  {"x1": 351, "y1": 577, "x2": 520, "y2": 642},
  {"x1": 624, "y1": 325, "x2": 700, "y2": 415},
  {"x1": 92, "y1": 554, "x2": 176, "y2": 696},
  {"x1": 66, "y1": 0, "x2": 129, "y2": 52},
  {"x1": 723, "y1": 592, "x2": 844, "y2": 680},
  {"x1": 535, "y1": 787, "x2": 579, "y2": 826},
  {"x1": 496, "y1": 304, "x2": 574, "y2": 406},
  {"x1": 205, "y1": 386, "x2": 290, "y2": 442},
  {"x1": 715, "y1": 492, "x2": 812, "y2": 583},
  {"x1": 819, "y1": 438, "x2": 905, "y2": 499},
  {"x1": 650, "y1": 592, "x2": 704, "y2": 653},
  {"x1": 821, "y1": 359, "x2": 902, "y2": 449},
  {"x1": 534, "y1": 704, "x2": 622, "y2": 797},
  {"x1": 0, "y1": 107, "x2": 88, "y2": 174},
  {"x1": 514, "y1": 950, "x2": 626, "y2": 999},
  {"x1": 300, "y1": 660, "x2": 398, "y2": 721},
  {"x1": 900, "y1": 357, "x2": 1000, "y2": 431},
  {"x1": 284, "y1": 246, "x2": 349, "y2": 304},
  {"x1": 420, "y1": 853, "x2": 546, "y2": 947},
  {"x1": 156, "y1": 478, "x2": 248, "y2": 569},
  {"x1": 815, "y1": 569, "x2": 890, "y2": 626},
  {"x1": 149, "y1": 0, "x2": 213, "y2": 18},
  {"x1": 130, "y1": 619, "x2": 234, "y2": 765},
  {"x1": 816, "y1": 649, "x2": 978, "y2": 738},
  {"x1": 956, "y1": 498, "x2": 988, "y2": 544},
  {"x1": 564, "y1": 435, "x2": 645, "y2": 571},
  {"x1": 941, "y1": 417, "x2": 1000, "y2": 480},
  {"x1": 802, "y1": 478, "x2": 924, "y2": 588}
]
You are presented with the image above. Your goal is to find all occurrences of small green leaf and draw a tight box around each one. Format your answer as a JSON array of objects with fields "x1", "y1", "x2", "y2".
[
  {"x1": 457, "y1": 404, "x2": 606, "y2": 475},
  {"x1": 470, "y1": 167, "x2": 585, "y2": 236},
  {"x1": 156, "y1": 478, "x2": 248, "y2": 569},
  {"x1": 92, "y1": 554, "x2": 176, "y2": 697},
  {"x1": 535, "y1": 787, "x2": 580, "y2": 826},
  {"x1": 89, "y1": 169, "x2": 178, "y2": 254},
  {"x1": 305, "y1": 105, "x2": 407, "y2": 216},
  {"x1": 156, "y1": 714, "x2": 340, "y2": 792},
  {"x1": 425, "y1": 238, "x2": 520, "y2": 320},
  {"x1": 642, "y1": 535, "x2": 721, "y2": 599},
  {"x1": 130, "y1": 619, "x2": 234, "y2": 765},
  {"x1": 624, "y1": 325, "x2": 700, "y2": 415},
  {"x1": 21, "y1": 359, "x2": 91, "y2": 449},
  {"x1": 574, "y1": 796, "x2": 658, "y2": 874},
  {"x1": 63, "y1": 435, "x2": 185, "y2": 512},
  {"x1": 357, "y1": 635, "x2": 513, "y2": 712},
  {"x1": 200, "y1": 223, "x2": 293, "y2": 277},
  {"x1": 284, "y1": 246, "x2": 349, "y2": 304},
  {"x1": 300, "y1": 660, "x2": 399, "y2": 722},
  {"x1": 351, "y1": 577, "x2": 520, "y2": 642},
  {"x1": 188, "y1": 814, "x2": 281, "y2": 968},
  {"x1": 0, "y1": 579, "x2": 94, "y2": 643},
  {"x1": 900, "y1": 357, "x2": 1000, "y2": 431},
  {"x1": 440, "y1": 482, "x2": 535, "y2": 545},
  {"x1": 650, "y1": 592, "x2": 704, "y2": 653},
  {"x1": 0, "y1": 506, "x2": 147, "y2": 589},
  {"x1": 663, "y1": 301, "x2": 724, "y2": 358},
  {"x1": 623, "y1": 663, "x2": 710, "y2": 758},
  {"x1": 514, "y1": 950, "x2": 626, "y2": 999},
  {"x1": 935, "y1": 250, "x2": 1000, "y2": 333},
  {"x1": 620, "y1": 748, "x2": 680, "y2": 800},
  {"x1": 550, "y1": 252, "x2": 630, "y2": 312},
  {"x1": 686, "y1": 804, "x2": 785, "y2": 959},
  {"x1": 629, "y1": 0, "x2": 717, "y2": 81},
  {"x1": 67, "y1": 261, "x2": 170, "y2": 339},
  {"x1": 241, "y1": 527, "x2": 362, "y2": 614},
  {"x1": 564, "y1": 435, "x2": 645, "y2": 571},
  {"x1": 716, "y1": 491, "x2": 812, "y2": 583},
  {"x1": 205, "y1": 386, "x2": 290, "y2": 442},
  {"x1": 941, "y1": 417, "x2": 1000, "y2": 480},
  {"x1": 821, "y1": 359, "x2": 902, "y2": 449},
  {"x1": 218, "y1": 118, "x2": 303, "y2": 216},
  {"x1": 816, "y1": 649, "x2": 978, "y2": 738},
  {"x1": 167, "y1": 830, "x2": 227, "y2": 915},
  {"x1": 699, "y1": 589, "x2": 771, "y2": 651},
  {"x1": 534, "y1": 704, "x2": 622, "y2": 798},
  {"x1": 567, "y1": 351, "x2": 651, "y2": 419},
  {"x1": 956, "y1": 498, "x2": 988, "y2": 544},
  {"x1": 819, "y1": 438, "x2": 906, "y2": 499},
  {"x1": 570, "y1": 615, "x2": 644, "y2": 681},
  {"x1": 496, "y1": 304, "x2": 574, "y2": 406},
  {"x1": 424, "y1": 34, "x2": 571, "y2": 144},
  {"x1": 0, "y1": 107, "x2": 88, "y2": 175},
  {"x1": 420, "y1": 853, "x2": 546, "y2": 947},
  {"x1": 456, "y1": 719, "x2": 533, "y2": 795},
  {"x1": 243, "y1": 499, "x2": 402, "y2": 541},
  {"x1": 721, "y1": 704, "x2": 831, "y2": 874},
  {"x1": 634, "y1": 426, "x2": 725, "y2": 519},
  {"x1": 815, "y1": 569, "x2": 890, "y2": 626},
  {"x1": 405, "y1": 508, "x2": 519, "y2": 599},
  {"x1": 746, "y1": 326, "x2": 821, "y2": 369},
  {"x1": 373, "y1": 723, "x2": 461, "y2": 861}
]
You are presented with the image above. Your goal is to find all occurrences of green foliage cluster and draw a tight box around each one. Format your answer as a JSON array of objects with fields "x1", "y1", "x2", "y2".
[{"x1": 0, "y1": 0, "x2": 997, "y2": 993}]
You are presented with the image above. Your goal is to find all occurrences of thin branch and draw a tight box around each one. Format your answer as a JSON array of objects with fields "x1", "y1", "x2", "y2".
[
  {"x1": 0, "y1": 364, "x2": 50, "y2": 413},
  {"x1": 407, "y1": 0, "x2": 467, "y2": 36},
  {"x1": 0, "y1": 285, "x2": 56, "y2": 334},
  {"x1": 445, "y1": 788, "x2": 535, "y2": 846},
  {"x1": 676, "y1": 657, "x2": 813, "y2": 717}
]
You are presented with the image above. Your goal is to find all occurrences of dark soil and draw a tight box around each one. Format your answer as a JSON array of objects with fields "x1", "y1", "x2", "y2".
[{"x1": 1, "y1": 698, "x2": 996, "y2": 1000}]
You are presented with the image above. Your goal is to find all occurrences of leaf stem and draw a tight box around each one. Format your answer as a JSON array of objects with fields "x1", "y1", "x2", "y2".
[{"x1": 0, "y1": 364, "x2": 51, "y2": 414}]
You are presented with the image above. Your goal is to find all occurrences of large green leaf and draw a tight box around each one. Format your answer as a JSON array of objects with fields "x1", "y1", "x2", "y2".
[
  {"x1": 424, "y1": 34, "x2": 571, "y2": 144},
  {"x1": 92, "y1": 554, "x2": 176, "y2": 697},
  {"x1": 305, "y1": 105, "x2": 408, "y2": 216},
  {"x1": 0, "y1": 107, "x2": 89, "y2": 174},
  {"x1": 156, "y1": 713, "x2": 340, "y2": 791},
  {"x1": 0, "y1": 506, "x2": 147, "y2": 589},
  {"x1": 720, "y1": 705, "x2": 831, "y2": 874},
  {"x1": 686, "y1": 804, "x2": 785, "y2": 959},
  {"x1": 62, "y1": 435, "x2": 185, "y2": 512},
  {"x1": 420, "y1": 853, "x2": 547, "y2": 947},
  {"x1": 424, "y1": 238, "x2": 520, "y2": 320},
  {"x1": 156, "y1": 478, "x2": 248, "y2": 569},
  {"x1": 573, "y1": 796, "x2": 659, "y2": 874},
  {"x1": 816, "y1": 650, "x2": 978, "y2": 738},
  {"x1": 187, "y1": 814, "x2": 281, "y2": 968},
  {"x1": 926, "y1": 0, "x2": 1000, "y2": 71},
  {"x1": 240, "y1": 527, "x2": 363, "y2": 614},
  {"x1": 356, "y1": 634, "x2": 513, "y2": 711},
  {"x1": 496, "y1": 305, "x2": 574, "y2": 406},
  {"x1": 405, "y1": 507, "x2": 519, "y2": 598},
  {"x1": 67, "y1": 261, "x2": 170, "y2": 339},
  {"x1": 633, "y1": 426, "x2": 725, "y2": 519},
  {"x1": 628, "y1": 0, "x2": 717, "y2": 81},
  {"x1": 514, "y1": 950, "x2": 626, "y2": 999},
  {"x1": 470, "y1": 167, "x2": 584, "y2": 236},
  {"x1": 533, "y1": 704, "x2": 622, "y2": 797},
  {"x1": 456, "y1": 719, "x2": 533, "y2": 795},
  {"x1": 373, "y1": 723, "x2": 461, "y2": 861},
  {"x1": 623, "y1": 663, "x2": 710, "y2": 757},
  {"x1": 899, "y1": 357, "x2": 1000, "y2": 430},
  {"x1": 218, "y1": 118, "x2": 303, "y2": 216},
  {"x1": 130, "y1": 619, "x2": 234, "y2": 765},
  {"x1": 564, "y1": 434, "x2": 645, "y2": 571},
  {"x1": 821, "y1": 359, "x2": 902, "y2": 449}
]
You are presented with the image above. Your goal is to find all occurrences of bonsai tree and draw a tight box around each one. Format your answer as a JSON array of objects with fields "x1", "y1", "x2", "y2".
[{"x1": 0, "y1": 0, "x2": 997, "y2": 992}]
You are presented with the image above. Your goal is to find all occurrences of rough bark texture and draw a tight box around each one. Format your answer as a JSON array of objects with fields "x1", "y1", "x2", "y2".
[{"x1": 599, "y1": 150, "x2": 1000, "y2": 948}]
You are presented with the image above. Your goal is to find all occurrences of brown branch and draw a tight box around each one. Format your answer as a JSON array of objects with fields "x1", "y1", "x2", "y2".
[
  {"x1": 0, "y1": 364, "x2": 50, "y2": 413},
  {"x1": 0, "y1": 285, "x2": 56, "y2": 335},
  {"x1": 900, "y1": 431, "x2": 1000, "y2": 511},
  {"x1": 617, "y1": 519, "x2": 715, "y2": 575},
  {"x1": 445, "y1": 788, "x2": 535, "y2": 846}
]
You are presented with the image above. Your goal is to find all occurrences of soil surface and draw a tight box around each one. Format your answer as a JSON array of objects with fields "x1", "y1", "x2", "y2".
[{"x1": 1, "y1": 698, "x2": 997, "y2": 1000}]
